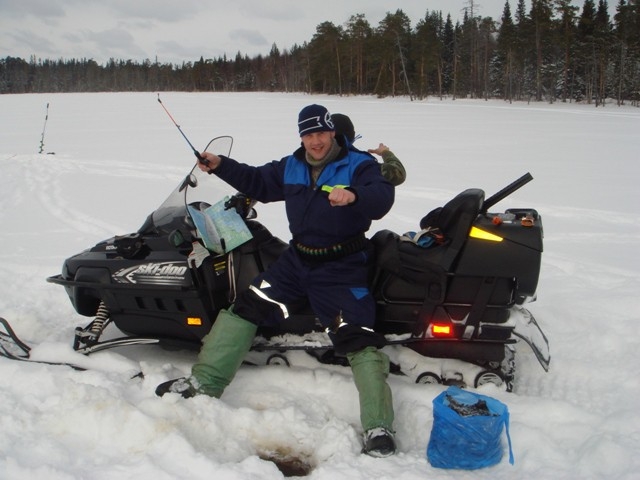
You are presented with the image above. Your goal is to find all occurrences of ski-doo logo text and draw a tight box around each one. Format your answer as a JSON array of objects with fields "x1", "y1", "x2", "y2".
[
  {"x1": 136, "y1": 264, "x2": 186, "y2": 276},
  {"x1": 113, "y1": 262, "x2": 188, "y2": 286}
]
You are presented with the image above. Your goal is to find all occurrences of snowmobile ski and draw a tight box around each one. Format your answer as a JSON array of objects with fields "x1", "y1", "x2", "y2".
[
  {"x1": 511, "y1": 306, "x2": 551, "y2": 371},
  {"x1": 1, "y1": 317, "x2": 88, "y2": 370},
  {"x1": 0, "y1": 317, "x2": 144, "y2": 378}
]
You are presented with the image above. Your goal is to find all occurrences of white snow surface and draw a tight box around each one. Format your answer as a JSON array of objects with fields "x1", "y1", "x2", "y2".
[{"x1": 1, "y1": 92, "x2": 639, "y2": 479}]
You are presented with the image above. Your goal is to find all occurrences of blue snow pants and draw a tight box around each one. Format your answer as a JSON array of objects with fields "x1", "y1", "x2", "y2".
[{"x1": 233, "y1": 244, "x2": 384, "y2": 353}]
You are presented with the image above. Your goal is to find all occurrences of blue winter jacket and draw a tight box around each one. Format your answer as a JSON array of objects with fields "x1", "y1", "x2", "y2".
[{"x1": 213, "y1": 141, "x2": 394, "y2": 248}]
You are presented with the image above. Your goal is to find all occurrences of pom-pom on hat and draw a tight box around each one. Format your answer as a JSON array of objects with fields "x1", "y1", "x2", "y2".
[{"x1": 298, "y1": 104, "x2": 335, "y2": 136}]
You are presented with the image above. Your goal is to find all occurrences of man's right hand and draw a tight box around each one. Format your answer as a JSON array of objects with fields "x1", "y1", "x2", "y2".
[{"x1": 197, "y1": 151, "x2": 222, "y2": 172}]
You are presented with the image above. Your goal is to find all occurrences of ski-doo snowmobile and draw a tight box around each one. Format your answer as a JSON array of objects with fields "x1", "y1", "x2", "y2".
[{"x1": 45, "y1": 136, "x2": 549, "y2": 390}]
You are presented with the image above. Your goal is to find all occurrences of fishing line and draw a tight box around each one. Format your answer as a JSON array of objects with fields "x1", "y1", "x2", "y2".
[{"x1": 157, "y1": 94, "x2": 209, "y2": 165}]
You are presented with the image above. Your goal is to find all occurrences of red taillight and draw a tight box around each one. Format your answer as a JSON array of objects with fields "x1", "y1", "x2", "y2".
[{"x1": 431, "y1": 323, "x2": 454, "y2": 337}]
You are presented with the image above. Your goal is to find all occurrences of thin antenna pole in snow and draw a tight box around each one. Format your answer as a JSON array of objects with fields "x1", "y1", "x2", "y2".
[{"x1": 39, "y1": 103, "x2": 49, "y2": 154}]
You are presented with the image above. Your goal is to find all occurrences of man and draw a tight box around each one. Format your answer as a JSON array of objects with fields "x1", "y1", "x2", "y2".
[
  {"x1": 156, "y1": 104, "x2": 397, "y2": 457},
  {"x1": 331, "y1": 113, "x2": 406, "y2": 186}
]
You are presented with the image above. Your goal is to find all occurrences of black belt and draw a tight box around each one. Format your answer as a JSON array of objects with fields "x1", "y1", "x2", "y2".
[{"x1": 294, "y1": 234, "x2": 368, "y2": 262}]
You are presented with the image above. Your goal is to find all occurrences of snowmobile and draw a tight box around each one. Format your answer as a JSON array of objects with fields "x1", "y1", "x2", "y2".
[{"x1": 42, "y1": 136, "x2": 549, "y2": 390}]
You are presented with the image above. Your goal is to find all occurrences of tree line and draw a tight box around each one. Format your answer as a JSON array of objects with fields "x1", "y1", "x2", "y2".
[{"x1": 1, "y1": 0, "x2": 639, "y2": 106}]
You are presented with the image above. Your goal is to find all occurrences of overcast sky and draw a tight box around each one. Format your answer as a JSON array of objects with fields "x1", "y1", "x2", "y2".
[{"x1": 1, "y1": 0, "x2": 608, "y2": 65}]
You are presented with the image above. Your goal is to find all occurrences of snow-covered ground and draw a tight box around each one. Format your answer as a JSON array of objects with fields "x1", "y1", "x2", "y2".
[{"x1": 1, "y1": 92, "x2": 638, "y2": 479}]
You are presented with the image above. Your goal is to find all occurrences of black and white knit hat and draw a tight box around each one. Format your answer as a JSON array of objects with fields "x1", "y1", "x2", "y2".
[{"x1": 297, "y1": 104, "x2": 335, "y2": 136}]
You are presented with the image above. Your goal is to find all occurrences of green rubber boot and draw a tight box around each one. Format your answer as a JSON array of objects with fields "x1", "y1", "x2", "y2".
[
  {"x1": 347, "y1": 346, "x2": 395, "y2": 432},
  {"x1": 191, "y1": 308, "x2": 258, "y2": 398}
]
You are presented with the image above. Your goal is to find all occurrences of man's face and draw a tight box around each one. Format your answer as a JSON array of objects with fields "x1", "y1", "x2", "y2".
[{"x1": 301, "y1": 131, "x2": 335, "y2": 161}]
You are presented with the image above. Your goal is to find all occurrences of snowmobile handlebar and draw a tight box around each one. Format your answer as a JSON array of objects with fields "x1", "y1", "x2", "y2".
[{"x1": 480, "y1": 172, "x2": 533, "y2": 214}]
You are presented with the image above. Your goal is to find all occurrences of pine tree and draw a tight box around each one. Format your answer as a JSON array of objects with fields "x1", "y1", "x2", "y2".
[
  {"x1": 414, "y1": 10, "x2": 444, "y2": 99},
  {"x1": 441, "y1": 14, "x2": 456, "y2": 96},
  {"x1": 344, "y1": 14, "x2": 373, "y2": 95},
  {"x1": 577, "y1": 0, "x2": 598, "y2": 102},
  {"x1": 307, "y1": 21, "x2": 344, "y2": 94},
  {"x1": 495, "y1": 1, "x2": 518, "y2": 101},
  {"x1": 555, "y1": 1, "x2": 579, "y2": 102}
]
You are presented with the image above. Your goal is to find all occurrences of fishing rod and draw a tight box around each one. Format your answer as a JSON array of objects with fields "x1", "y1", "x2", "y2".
[
  {"x1": 38, "y1": 103, "x2": 49, "y2": 154},
  {"x1": 156, "y1": 94, "x2": 209, "y2": 166}
]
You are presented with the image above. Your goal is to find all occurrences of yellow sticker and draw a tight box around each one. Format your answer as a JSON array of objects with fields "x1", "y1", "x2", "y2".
[
  {"x1": 321, "y1": 184, "x2": 348, "y2": 193},
  {"x1": 469, "y1": 226, "x2": 503, "y2": 242}
]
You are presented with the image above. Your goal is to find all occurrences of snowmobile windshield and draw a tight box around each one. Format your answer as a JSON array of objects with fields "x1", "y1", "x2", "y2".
[{"x1": 147, "y1": 136, "x2": 235, "y2": 235}]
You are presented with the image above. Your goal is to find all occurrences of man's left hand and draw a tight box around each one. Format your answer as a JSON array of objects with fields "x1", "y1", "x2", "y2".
[{"x1": 328, "y1": 187, "x2": 356, "y2": 207}]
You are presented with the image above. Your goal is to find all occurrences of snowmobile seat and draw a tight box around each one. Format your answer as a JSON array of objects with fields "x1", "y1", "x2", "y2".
[{"x1": 373, "y1": 188, "x2": 485, "y2": 280}]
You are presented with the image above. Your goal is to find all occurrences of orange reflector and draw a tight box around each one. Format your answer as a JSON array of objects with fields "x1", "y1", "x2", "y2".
[
  {"x1": 469, "y1": 226, "x2": 503, "y2": 242},
  {"x1": 521, "y1": 214, "x2": 535, "y2": 227},
  {"x1": 187, "y1": 317, "x2": 202, "y2": 326},
  {"x1": 432, "y1": 324, "x2": 453, "y2": 336}
]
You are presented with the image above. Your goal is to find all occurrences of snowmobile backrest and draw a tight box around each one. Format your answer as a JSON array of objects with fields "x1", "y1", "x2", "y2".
[
  {"x1": 420, "y1": 188, "x2": 485, "y2": 240},
  {"x1": 433, "y1": 189, "x2": 484, "y2": 270}
]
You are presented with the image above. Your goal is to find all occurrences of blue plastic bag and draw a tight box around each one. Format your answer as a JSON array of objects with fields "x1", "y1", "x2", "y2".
[{"x1": 427, "y1": 386, "x2": 514, "y2": 469}]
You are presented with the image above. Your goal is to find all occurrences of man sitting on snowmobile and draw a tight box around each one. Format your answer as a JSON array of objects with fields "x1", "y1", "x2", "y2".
[{"x1": 156, "y1": 104, "x2": 398, "y2": 458}]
